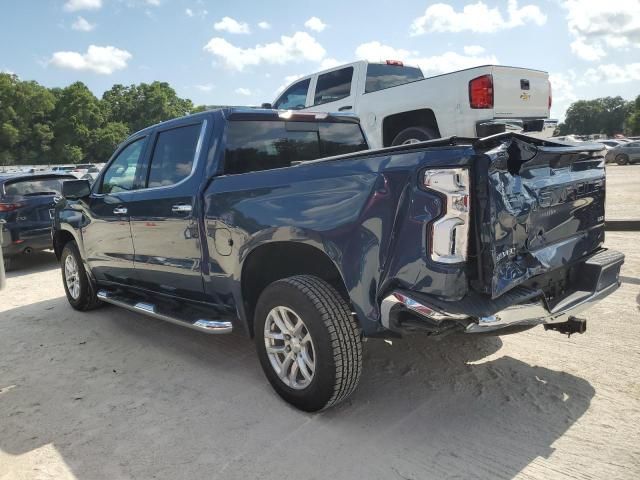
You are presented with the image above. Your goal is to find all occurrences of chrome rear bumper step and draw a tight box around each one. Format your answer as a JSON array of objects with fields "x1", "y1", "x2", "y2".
[{"x1": 97, "y1": 289, "x2": 233, "y2": 334}]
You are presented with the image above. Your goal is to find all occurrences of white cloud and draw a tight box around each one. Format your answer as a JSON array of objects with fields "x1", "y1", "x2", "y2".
[
  {"x1": 304, "y1": 16, "x2": 327, "y2": 32},
  {"x1": 235, "y1": 87, "x2": 252, "y2": 96},
  {"x1": 258, "y1": 21, "x2": 271, "y2": 29},
  {"x1": 410, "y1": 0, "x2": 546, "y2": 35},
  {"x1": 204, "y1": 32, "x2": 326, "y2": 71},
  {"x1": 185, "y1": 8, "x2": 193, "y2": 17},
  {"x1": 583, "y1": 63, "x2": 640, "y2": 84},
  {"x1": 276, "y1": 74, "x2": 304, "y2": 94},
  {"x1": 463, "y1": 45, "x2": 485, "y2": 55},
  {"x1": 71, "y1": 16, "x2": 95, "y2": 31},
  {"x1": 195, "y1": 83, "x2": 215, "y2": 92},
  {"x1": 549, "y1": 71, "x2": 577, "y2": 121},
  {"x1": 214, "y1": 16, "x2": 250, "y2": 34},
  {"x1": 49, "y1": 45, "x2": 132, "y2": 74},
  {"x1": 562, "y1": 0, "x2": 640, "y2": 61},
  {"x1": 146, "y1": 0, "x2": 160, "y2": 5},
  {"x1": 320, "y1": 58, "x2": 342, "y2": 69},
  {"x1": 355, "y1": 41, "x2": 498, "y2": 76},
  {"x1": 354, "y1": 41, "x2": 414, "y2": 62},
  {"x1": 63, "y1": 0, "x2": 102, "y2": 12}
]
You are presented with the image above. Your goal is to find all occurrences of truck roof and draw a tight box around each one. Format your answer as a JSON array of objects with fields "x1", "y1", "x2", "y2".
[{"x1": 129, "y1": 107, "x2": 361, "y2": 140}]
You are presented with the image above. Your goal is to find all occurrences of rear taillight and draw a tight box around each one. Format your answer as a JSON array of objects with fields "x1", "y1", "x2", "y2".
[
  {"x1": 0, "y1": 203, "x2": 21, "y2": 212},
  {"x1": 424, "y1": 168, "x2": 470, "y2": 264},
  {"x1": 469, "y1": 74, "x2": 493, "y2": 109},
  {"x1": 548, "y1": 80, "x2": 552, "y2": 110}
]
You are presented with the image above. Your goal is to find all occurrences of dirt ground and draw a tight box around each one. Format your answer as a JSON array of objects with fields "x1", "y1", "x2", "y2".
[{"x1": 1, "y1": 166, "x2": 639, "y2": 480}]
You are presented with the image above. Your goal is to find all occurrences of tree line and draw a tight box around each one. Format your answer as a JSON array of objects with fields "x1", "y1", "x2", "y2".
[
  {"x1": 0, "y1": 73, "x2": 200, "y2": 166},
  {"x1": 556, "y1": 95, "x2": 640, "y2": 137},
  {"x1": 1, "y1": 72, "x2": 638, "y2": 166}
]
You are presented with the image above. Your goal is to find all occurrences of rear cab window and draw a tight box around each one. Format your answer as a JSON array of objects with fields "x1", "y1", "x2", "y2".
[
  {"x1": 365, "y1": 64, "x2": 424, "y2": 93},
  {"x1": 3, "y1": 176, "x2": 72, "y2": 197},
  {"x1": 223, "y1": 120, "x2": 368, "y2": 175}
]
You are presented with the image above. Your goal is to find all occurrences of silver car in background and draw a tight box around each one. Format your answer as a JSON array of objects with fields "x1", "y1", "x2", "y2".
[
  {"x1": 605, "y1": 141, "x2": 640, "y2": 165},
  {"x1": 0, "y1": 219, "x2": 6, "y2": 290}
]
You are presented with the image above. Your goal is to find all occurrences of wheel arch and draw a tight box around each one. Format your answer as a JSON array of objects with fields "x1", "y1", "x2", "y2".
[
  {"x1": 53, "y1": 227, "x2": 78, "y2": 260},
  {"x1": 239, "y1": 241, "x2": 351, "y2": 337},
  {"x1": 382, "y1": 108, "x2": 441, "y2": 147}
]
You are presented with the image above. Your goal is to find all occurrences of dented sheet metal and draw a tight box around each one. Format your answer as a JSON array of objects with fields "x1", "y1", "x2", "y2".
[{"x1": 477, "y1": 135, "x2": 606, "y2": 298}]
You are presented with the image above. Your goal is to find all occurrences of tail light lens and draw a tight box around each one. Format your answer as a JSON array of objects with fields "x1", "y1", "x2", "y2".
[
  {"x1": 0, "y1": 203, "x2": 22, "y2": 212},
  {"x1": 548, "y1": 80, "x2": 552, "y2": 110},
  {"x1": 469, "y1": 74, "x2": 493, "y2": 109},
  {"x1": 424, "y1": 168, "x2": 470, "y2": 264}
]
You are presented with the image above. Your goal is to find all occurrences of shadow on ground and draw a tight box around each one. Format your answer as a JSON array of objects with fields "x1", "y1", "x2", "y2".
[
  {"x1": 0, "y1": 297, "x2": 595, "y2": 480},
  {"x1": 5, "y1": 251, "x2": 59, "y2": 278}
]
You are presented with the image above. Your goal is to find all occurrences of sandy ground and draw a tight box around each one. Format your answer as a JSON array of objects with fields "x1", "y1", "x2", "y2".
[{"x1": 0, "y1": 167, "x2": 639, "y2": 480}]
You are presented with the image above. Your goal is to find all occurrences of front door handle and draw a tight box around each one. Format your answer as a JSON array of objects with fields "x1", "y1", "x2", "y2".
[
  {"x1": 113, "y1": 206, "x2": 128, "y2": 215},
  {"x1": 172, "y1": 204, "x2": 192, "y2": 214},
  {"x1": 338, "y1": 105, "x2": 352, "y2": 111}
]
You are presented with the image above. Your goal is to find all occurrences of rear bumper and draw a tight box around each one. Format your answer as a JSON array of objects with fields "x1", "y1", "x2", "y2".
[
  {"x1": 476, "y1": 118, "x2": 558, "y2": 139},
  {"x1": 381, "y1": 249, "x2": 624, "y2": 335}
]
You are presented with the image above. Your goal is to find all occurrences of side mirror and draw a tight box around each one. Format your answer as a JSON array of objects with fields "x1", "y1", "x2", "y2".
[
  {"x1": 261, "y1": 102, "x2": 273, "y2": 109},
  {"x1": 62, "y1": 179, "x2": 91, "y2": 200}
]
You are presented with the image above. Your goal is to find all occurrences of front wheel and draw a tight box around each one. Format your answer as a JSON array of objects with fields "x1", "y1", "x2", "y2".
[
  {"x1": 61, "y1": 241, "x2": 101, "y2": 311},
  {"x1": 616, "y1": 154, "x2": 629, "y2": 165},
  {"x1": 254, "y1": 275, "x2": 362, "y2": 412},
  {"x1": 391, "y1": 126, "x2": 439, "y2": 146}
]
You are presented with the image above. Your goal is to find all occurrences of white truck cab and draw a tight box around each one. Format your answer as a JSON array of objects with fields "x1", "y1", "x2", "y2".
[{"x1": 270, "y1": 60, "x2": 557, "y2": 148}]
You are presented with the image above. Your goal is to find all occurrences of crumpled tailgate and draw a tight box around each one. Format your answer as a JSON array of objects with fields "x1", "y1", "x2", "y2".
[{"x1": 473, "y1": 135, "x2": 607, "y2": 298}]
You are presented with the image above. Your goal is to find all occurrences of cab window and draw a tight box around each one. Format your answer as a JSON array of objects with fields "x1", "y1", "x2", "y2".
[
  {"x1": 314, "y1": 67, "x2": 353, "y2": 106},
  {"x1": 100, "y1": 138, "x2": 146, "y2": 194},
  {"x1": 146, "y1": 124, "x2": 201, "y2": 188},
  {"x1": 274, "y1": 79, "x2": 310, "y2": 110}
]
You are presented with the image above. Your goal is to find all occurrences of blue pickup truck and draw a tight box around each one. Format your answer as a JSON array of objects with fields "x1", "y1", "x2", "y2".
[{"x1": 53, "y1": 108, "x2": 624, "y2": 411}]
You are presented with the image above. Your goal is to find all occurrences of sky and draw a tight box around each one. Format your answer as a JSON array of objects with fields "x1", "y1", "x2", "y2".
[{"x1": 0, "y1": 0, "x2": 638, "y2": 121}]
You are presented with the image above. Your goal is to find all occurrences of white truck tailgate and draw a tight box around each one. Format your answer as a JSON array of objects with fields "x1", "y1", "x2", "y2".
[{"x1": 492, "y1": 66, "x2": 549, "y2": 118}]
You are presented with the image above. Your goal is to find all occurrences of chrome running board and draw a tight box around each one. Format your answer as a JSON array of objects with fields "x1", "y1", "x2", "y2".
[{"x1": 97, "y1": 289, "x2": 233, "y2": 334}]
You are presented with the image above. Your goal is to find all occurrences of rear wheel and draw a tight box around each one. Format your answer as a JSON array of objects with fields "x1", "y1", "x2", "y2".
[
  {"x1": 391, "y1": 126, "x2": 438, "y2": 146},
  {"x1": 61, "y1": 241, "x2": 101, "y2": 311},
  {"x1": 254, "y1": 275, "x2": 362, "y2": 412},
  {"x1": 616, "y1": 154, "x2": 629, "y2": 165}
]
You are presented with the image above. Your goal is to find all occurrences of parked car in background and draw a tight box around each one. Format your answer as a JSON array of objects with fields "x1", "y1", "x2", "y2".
[
  {"x1": 0, "y1": 173, "x2": 75, "y2": 269},
  {"x1": 598, "y1": 140, "x2": 622, "y2": 149},
  {"x1": 268, "y1": 60, "x2": 557, "y2": 148},
  {"x1": 0, "y1": 219, "x2": 6, "y2": 289},
  {"x1": 50, "y1": 165, "x2": 76, "y2": 173},
  {"x1": 54, "y1": 108, "x2": 622, "y2": 411},
  {"x1": 605, "y1": 141, "x2": 640, "y2": 165}
]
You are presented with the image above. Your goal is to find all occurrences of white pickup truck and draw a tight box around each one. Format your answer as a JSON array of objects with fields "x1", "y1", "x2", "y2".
[{"x1": 269, "y1": 60, "x2": 557, "y2": 148}]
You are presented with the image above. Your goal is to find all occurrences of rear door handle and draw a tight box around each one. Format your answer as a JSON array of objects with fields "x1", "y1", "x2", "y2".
[
  {"x1": 172, "y1": 204, "x2": 192, "y2": 214},
  {"x1": 113, "y1": 207, "x2": 128, "y2": 215},
  {"x1": 338, "y1": 105, "x2": 352, "y2": 111}
]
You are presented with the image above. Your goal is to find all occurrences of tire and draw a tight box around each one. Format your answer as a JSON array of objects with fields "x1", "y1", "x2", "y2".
[
  {"x1": 61, "y1": 241, "x2": 101, "y2": 311},
  {"x1": 254, "y1": 275, "x2": 362, "y2": 412},
  {"x1": 391, "y1": 126, "x2": 439, "y2": 146},
  {"x1": 3, "y1": 257, "x2": 11, "y2": 272},
  {"x1": 616, "y1": 154, "x2": 629, "y2": 165}
]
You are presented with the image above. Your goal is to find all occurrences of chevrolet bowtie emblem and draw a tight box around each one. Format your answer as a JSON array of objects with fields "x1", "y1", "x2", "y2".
[{"x1": 520, "y1": 92, "x2": 531, "y2": 101}]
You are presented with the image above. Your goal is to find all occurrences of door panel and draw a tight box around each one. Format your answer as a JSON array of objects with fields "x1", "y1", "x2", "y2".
[
  {"x1": 128, "y1": 120, "x2": 207, "y2": 301},
  {"x1": 82, "y1": 136, "x2": 148, "y2": 284},
  {"x1": 82, "y1": 194, "x2": 135, "y2": 283}
]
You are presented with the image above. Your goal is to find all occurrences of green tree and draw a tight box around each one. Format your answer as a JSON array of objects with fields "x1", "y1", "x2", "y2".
[
  {"x1": 557, "y1": 96, "x2": 632, "y2": 136},
  {"x1": 625, "y1": 95, "x2": 640, "y2": 136},
  {"x1": 102, "y1": 81, "x2": 194, "y2": 132},
  {"x1": 88, "y1": 122, "x2": 129, "y2": 162},
  {"x1": 60, "y1": 144, "x2": 84, "y2": 164}
]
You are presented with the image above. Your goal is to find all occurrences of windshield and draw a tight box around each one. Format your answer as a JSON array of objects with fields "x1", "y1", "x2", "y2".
[{"x1": 365, "y1": 64, "x2": 424, "y2": 93}]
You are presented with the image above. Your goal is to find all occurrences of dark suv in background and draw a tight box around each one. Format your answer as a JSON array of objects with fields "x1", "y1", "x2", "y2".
[{"x1": 0, "y1": 173, "x2": 75, "y2": 269}]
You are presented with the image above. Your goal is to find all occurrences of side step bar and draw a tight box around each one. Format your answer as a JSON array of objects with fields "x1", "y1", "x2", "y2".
[{"x1": 97, "y1": 289, "x2": 233, "y2": 334}]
